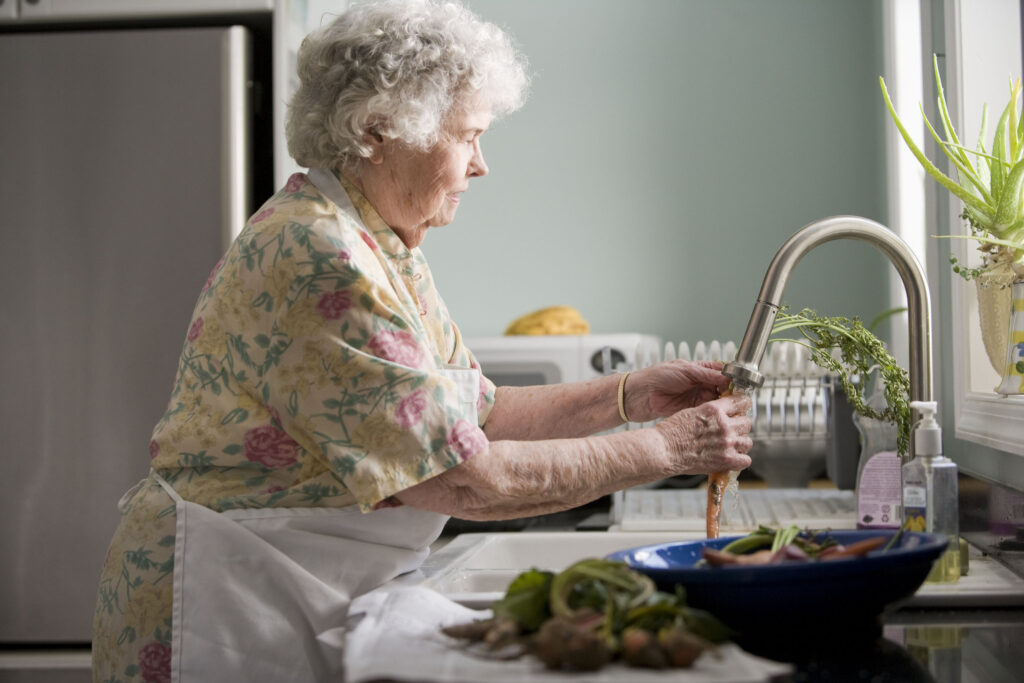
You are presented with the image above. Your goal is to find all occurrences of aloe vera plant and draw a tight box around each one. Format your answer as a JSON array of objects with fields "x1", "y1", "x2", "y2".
[{"x1": 880, "y1": 55, "x2": 1024, "y2": 280}]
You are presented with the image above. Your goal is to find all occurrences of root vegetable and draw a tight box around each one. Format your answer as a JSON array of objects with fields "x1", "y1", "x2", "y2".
[
  {"x1": 820, "y1": 536, "x2": 888, "y2": 559},
  {"x1": 441, "y1": 617, "x2": 496, "y2": 642},
  {"x1": 442, "y1": 559, "x2": 732, "y2": 672},
  {"x1": 621, "y1": 627, "x2": 669, "y2": 669},
  {"x1": 534, "y1": 617, "x2": 611, "y2": 671},
  {"x1": 483, "y1": 617, "x2": 521, "y2": 649},
  {"x1": 706, "y1": 470, "x2": 730, "y2": 539},
  {"x1": 658, "y1": 628, "x2": 714, "y2": 668},
  {"x1": 702, "y1": 547, "x2": 775, "y2": 566}
]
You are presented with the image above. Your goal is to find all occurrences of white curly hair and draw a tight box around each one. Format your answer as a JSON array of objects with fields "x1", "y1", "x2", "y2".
[{"x1": 286, "y1": 0, "x2": 529, "y2": 170}]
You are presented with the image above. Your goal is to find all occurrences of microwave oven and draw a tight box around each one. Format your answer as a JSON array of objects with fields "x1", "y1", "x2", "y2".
[{"x1": 465, "y1": 333, "x2": 663, "y2": 387}]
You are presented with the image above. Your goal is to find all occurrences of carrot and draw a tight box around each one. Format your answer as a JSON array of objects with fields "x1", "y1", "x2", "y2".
[
  {"x1": 705, "y1": 387, "x2": 734, "y2": 539},
  {"x1": 706, "y1": 471, "x2": 729, "y2": 539},
  {"x1": 820, "y1": 536, "x2": 888, "y2": 560},
  {"x1": 702, "y1": 547, "x2": 775, "y2": 566}
]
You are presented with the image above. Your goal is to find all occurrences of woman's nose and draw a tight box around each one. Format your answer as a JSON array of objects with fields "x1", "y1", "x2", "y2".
[{"x1": 469, "y1": 143, "x2": 488, "y2": 178}]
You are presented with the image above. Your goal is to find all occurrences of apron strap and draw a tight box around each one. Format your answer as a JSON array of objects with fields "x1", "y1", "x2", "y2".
[
  {"x1": 308, "y1": 168, "x2": 361, "y2": 225},
  {"x1": 151, "y1": 468, "x2": 184, "y2": 504}
]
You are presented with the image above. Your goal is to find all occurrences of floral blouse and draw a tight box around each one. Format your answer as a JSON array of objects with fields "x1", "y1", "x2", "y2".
[{"x1": 92, "y1": 172, "x2": 495, "y2": 683}]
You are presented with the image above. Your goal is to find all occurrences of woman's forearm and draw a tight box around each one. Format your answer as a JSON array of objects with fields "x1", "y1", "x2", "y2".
[
  {"x1": 482, "y1": 374, "x2": 627, "y2": 441},
  {"x1": 397, "y1": 367, "x2": 752, "y2": 522},
  {"x1": 396, "y1": 427, "x2": 672, "y2": 520}
]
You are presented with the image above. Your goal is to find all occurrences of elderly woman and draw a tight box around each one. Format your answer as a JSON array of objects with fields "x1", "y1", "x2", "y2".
[{"x1": 92, "y1": 1, "x2": 752, "y2": 681}]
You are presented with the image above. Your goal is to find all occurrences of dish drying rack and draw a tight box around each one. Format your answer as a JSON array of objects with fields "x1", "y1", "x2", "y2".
[
  {"x1": 609, "y1": 338, "x2": 858, "y2": 532},
  {"x1": 626, "y1": 339, "x2": 835, "y2": 459}
]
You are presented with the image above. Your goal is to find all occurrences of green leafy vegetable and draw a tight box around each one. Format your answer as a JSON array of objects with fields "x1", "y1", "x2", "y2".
[
  {"x1": 705, "y1": 526, "x2": 900, "y2": 567},
  {"x1": 882, "y1": 521, "x2": 909, "y2": 552},
  {"x1": 772, "y1": 308, "x2": 910, "y2": 456},
  {"x1": 720, "y1": 532, "x2": 773, "y2": 555},
  {"x1": 770, "y1": 524, "x2": 802, "y2": 553},
  {"x1": 444, "y1": 558, "x2": 733, "y2": 672},
  {"x1": 550, "y1": 559, "x2": 655, "y2": 648},
  {"x1": 491, "y1": 568, "x2": 554, "y2": 631}
]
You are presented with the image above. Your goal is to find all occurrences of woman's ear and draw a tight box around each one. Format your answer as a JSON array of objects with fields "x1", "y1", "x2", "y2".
[{"x1": 362, "y1": 126, "x2": 386, "y2": 164}]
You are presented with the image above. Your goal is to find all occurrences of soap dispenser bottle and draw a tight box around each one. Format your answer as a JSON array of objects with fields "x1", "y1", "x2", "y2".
[
  {"x1": 853, "y1": 379, "x2": 902, "y2": 529},
  {"x1": 902, "y1": 400, "x2": 960, "y2": 583}
]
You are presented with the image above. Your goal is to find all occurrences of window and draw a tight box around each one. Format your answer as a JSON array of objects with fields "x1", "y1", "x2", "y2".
[{"x1": 945, "y1": 0, "x2": 1024, "y2": 458}]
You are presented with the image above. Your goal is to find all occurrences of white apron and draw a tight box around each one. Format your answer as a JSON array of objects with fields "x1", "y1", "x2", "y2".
[{"x1": 149, "y1": 168, "x2": 482, "y2": 683}]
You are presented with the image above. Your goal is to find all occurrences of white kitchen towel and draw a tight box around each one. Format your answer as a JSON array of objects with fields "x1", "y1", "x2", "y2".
[{"x1": 344, "y1": 585, "x2": 792, "y2": 682}]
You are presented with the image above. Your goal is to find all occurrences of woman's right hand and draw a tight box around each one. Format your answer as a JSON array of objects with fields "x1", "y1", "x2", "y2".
[{"x1": 655, "y1": 393, "x2": 753, "y2": 474}]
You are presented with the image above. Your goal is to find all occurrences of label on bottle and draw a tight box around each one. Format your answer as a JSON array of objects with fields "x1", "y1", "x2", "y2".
[
  {"x1": 904, "y1": 484, "x2": 927, "y2": 531},
  {"x1": 904, "y1": 485, "x2": 926, "y2": 507},
  {"x1": 857, "y1": 451, "x2": 902, "y2": 528}
]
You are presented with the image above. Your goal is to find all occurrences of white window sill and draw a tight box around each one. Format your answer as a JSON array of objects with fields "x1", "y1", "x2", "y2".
[{"x1": 955, "y1": 392, "x2": 1024, "y2": 456}]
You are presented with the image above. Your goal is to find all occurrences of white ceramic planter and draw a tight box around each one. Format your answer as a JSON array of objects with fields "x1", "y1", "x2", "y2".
[
  {"x1": 976, "y1": 266, "x2": 1015, "y2": 376},
  {"x1": 995, "y1": 279, "x2": 1024, "y2": 395}
]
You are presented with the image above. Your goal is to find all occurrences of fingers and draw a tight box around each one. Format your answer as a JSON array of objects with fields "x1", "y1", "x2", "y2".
[
  {"x1": 656, "y1": 397, "x2": 754, "y2": 476},
  {"x1": 723, "y1": 449, "x2": 752, "y2": 471},
  {"x1": 708, "y1": 393, "x2": 752, "y2": 417},
  {"x1": 695, "y1": 400, "x2": 753, "y2": 468},
  {"x1": 662, "y1": 359, "x2": 725, "y2": 382},
  {"x1": 690, "y1": 361, "x2": 730, "y2": 386}
]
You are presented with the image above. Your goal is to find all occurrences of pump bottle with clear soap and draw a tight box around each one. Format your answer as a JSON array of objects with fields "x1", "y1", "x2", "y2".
[{"x1": 902, "y1": 401, "x2": 960, "y2": 583}]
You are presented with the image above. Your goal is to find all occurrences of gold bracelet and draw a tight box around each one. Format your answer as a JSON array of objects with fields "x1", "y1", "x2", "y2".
[{"x1": 617, "y1": 371, "x2": 631, "y2": 423}]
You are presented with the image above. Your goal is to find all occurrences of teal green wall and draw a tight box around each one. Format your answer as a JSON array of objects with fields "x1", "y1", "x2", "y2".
[{"x1": 423, "y1": 0, "x2": 891, "y2": 345}]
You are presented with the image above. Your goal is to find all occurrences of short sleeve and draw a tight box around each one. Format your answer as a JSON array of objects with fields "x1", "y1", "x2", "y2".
[
  {"x1": 447, "y1": 322, "x2": 497, "y2": 426},
  {"x1": 262, "y1": 217, "x2": 489, "y2": 511}
]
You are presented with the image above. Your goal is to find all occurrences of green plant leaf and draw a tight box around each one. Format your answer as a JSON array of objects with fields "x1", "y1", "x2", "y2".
[
  {"x1": 868, "y1": 306, "x2": 907, "y2": 333},
  {"x1": 491, "y1": 569, "x2": 554, "y2": 631},
  {"x1": 995, "y1": 157, "x2": 1024, "y2": 227},
  {"x1": 1009, "y1": 79, "x2": 1021, "y2": 162},
  {"x1": 880, "y1": 77, "x2": 992, "y2": 215},
  {"x1": 942, "y1": 141, "x2": 1002, "y2": 165},
  {"x1": 991, "y1": 88, "x2": 1015, "y2": 198},
  {"x1": 936, "y1": 233, "x2": 1024, "y2": 250},
  {"x1": 924, "y1": 113, "x2": 992, "y2": 204},
  {"x1": 924, "y1": 55, "x2": 993, "y2": 203},
  {"x1": 934, "y1": 55, "x2": 964, "y2": 150}
]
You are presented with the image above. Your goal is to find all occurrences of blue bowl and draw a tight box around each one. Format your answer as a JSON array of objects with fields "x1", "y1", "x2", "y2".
[{"x1": 606, "y1": 530, "x2": 947, "y2": 646}]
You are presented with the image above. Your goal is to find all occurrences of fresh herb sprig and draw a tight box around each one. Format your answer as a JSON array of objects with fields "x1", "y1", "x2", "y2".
[{"x1": 772, "y1": 308, "x2": 910, "y2": 456}]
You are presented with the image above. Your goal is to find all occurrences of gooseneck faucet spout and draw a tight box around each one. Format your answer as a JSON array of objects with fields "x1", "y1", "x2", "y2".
[{"x1": 722, "y1": 216, "x2": 933, "y2": 414}]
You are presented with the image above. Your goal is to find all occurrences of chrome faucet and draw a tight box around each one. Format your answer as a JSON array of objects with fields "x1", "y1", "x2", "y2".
[{"x1": 722, "y1": 215, "x2": 933, "y2": 423}]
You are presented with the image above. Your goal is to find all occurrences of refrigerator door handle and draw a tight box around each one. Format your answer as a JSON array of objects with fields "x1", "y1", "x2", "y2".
[{"x1": 221, "y1": 25, "x2": 252, "y2": 247}]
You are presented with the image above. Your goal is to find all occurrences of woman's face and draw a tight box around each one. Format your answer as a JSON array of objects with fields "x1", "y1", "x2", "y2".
[{"x1": 361, "y1": 105, "x2": 493, "y2": 249}]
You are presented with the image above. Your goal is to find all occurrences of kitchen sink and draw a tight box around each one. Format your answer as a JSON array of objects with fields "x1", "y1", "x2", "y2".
[
  {"x1": 419, "y1": 530, "x2": 705, "y2": 607},
  {"x1": 417, "y1": 530, "x2": 1024, "y2": 610}
]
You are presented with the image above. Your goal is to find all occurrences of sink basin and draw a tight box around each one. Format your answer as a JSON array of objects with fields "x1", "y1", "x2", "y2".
[
  {"x1": 419, "y1": 530, "x2": 704, "y2": 607},
  {"x1": 417, "y1": 530, "x2": 1024, "y2": 611}
]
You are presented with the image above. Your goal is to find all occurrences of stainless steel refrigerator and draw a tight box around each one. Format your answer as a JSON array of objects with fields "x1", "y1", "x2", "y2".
[{"x1": 0, "y1": 22, "x2": 258, "y2": 680}]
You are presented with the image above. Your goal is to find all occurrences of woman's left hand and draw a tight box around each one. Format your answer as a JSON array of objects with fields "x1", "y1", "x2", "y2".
[{"x1": 625, "y1": 360, "x2": 732, "y2": 423}]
